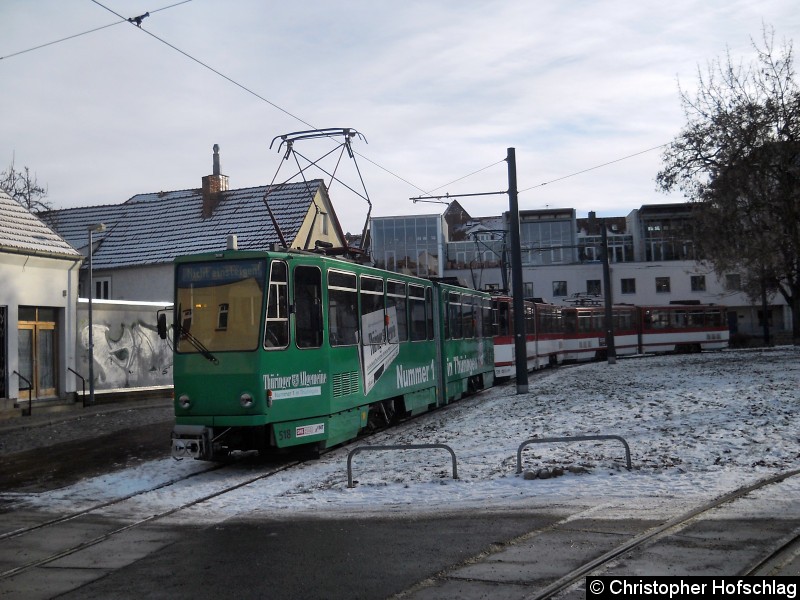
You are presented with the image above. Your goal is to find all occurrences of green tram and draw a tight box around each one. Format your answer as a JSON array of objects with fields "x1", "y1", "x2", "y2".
[{"x1": 163, "y1": 248, "x2": 494, "y2": 460}]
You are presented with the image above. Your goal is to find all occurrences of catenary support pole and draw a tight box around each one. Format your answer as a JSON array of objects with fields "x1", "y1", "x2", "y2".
[
  {"x1": 601, "y1": 219, "x2": 616, "y2": 364},
  {"x1": 507, "y1": 148, "x2": 529, "y2": 393}
]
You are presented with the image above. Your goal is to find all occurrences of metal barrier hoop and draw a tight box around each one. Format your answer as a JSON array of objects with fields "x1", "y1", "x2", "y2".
[
  {"x1": 346, "y1": 444, "x2": 458, "y2": 488},
  {"x1": 516, "y1": 434, "x2": 631, "y2": 474}
]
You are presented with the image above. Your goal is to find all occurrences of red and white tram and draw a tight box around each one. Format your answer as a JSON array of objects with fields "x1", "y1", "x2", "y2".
[
  {"x1": 492, "y1": 298, "x2": 730, "y2": 375},
  {"x1": 638, "y1": 304, "x2": 729, "y2": 353},
  {"x1": 561, "y1": 305, "x2": 639, "y2": 362},
  {"x1": 492, "y1": 296, "x2": 563, "y2": 378}
]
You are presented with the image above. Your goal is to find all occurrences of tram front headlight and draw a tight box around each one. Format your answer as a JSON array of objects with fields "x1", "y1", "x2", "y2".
[
  {"x1": 240, "y1": 392, "x2": 254, "y2": 408},
  {"x1": 178, "y1": 394, "x2": 191, "y2": 409}
]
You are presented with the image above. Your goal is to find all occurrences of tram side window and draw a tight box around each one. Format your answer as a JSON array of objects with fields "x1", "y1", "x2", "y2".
[
  {"x1": 563, "y1": 311, "x2": 577, "y2": 333},
  {"x1": 688, "y1": 310, "x2": 705, "y2": 327},
  {"x1": 578, "y1": 311, "x2": 601, "y2": 333},
  {"x1": 482, "y1": 298, "x2": 493, "y2": 338},
  {"x1": 648, "y1": 310, "x2": 669, "y2": 329},
  {"x1": 425, "y1": 287, "x2": 434, "y2": 340},
  {"x1": 387, "y1": 280, "x2": 408, "y2": 343},
  {"x1": 614, "y1": 309, "x2": 632, "y2": 332},
  {"x1": 447, "y1": 292, "x2": 462, "y2": 339},
  {"x1": 672, "y1": 310, "x2": 688, "y2": 328},
  {"x1": 496, "y1": 301, "x2": 510, "y2": 336},
  {"x1": 536, "y1": 308, "x2": 546, "y2": 334},
  {"x1": 361, "y1": 275, "x2": 385, "y2": 345},
  {"x1": 538, "y1": 307, "x2": 554, "y2": 334},
  {"x1": 264, "y1": 261, "x2": 289, "y2": 349},
  {"x1": 462, "y1": 295, "x2": 475, "y2": 338},
  {"x1": 708, "y1": 308, "x2": 724, "y2": 327},
  {"x1": 294, "y1": 266, "x2": 322, "y2": 348},
  {"x1": 525, "y1": 304, "x2": 535, "y2": 336},
  {"x1": 328, "y1": 270, "x2": 358, "y2": 346},
  {"x1": 409, "y1": 284, "x2": 427, "y2": 342}
]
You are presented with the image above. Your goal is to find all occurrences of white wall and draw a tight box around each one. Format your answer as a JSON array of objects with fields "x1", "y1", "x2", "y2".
[{"x1": 0, "y1": 252, "x2": 81, "y2": 400}]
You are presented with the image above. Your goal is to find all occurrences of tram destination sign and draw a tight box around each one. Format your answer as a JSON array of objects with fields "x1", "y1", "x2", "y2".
[{"x1": 178, "y1": 260, "x2": 266, "y2": 287}]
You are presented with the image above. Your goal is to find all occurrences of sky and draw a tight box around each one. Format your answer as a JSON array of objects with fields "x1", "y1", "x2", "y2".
[
  {"x1": 2, "y1": 1, "x2": 799, "y2": 235},
  {"x1": 9, "y1": 347, "x2": 799, "y2": 522}
]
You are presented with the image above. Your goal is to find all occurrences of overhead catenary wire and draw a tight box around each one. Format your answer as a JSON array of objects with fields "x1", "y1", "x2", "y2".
[
  {"x1": 518, "y1": 143, "x2": 669, "y2": 194},
  {"x1": 427, "y1": 158, "x2": 507, "y2": 194},
  {"x1": 16, "y1": 2, "x2": 672, "y2": 206},
  {"x1": 412, "y1": 143, "x2": 669, "y2": 203},
  {"x1": 89, "y1": 0, "x2": 315, "y2": 129},
  {"x1": 0, "y1": 1, "x2": 193, "y2": 61},
  {"x1": 85, "y1": 0, "x2": 447, "y2": 198}
]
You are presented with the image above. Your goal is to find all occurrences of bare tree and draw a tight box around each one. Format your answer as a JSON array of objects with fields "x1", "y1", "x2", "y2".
[
  {"x1": 0, "y1": 156, "x2": 51, "y2": 212},
  {"x1": 657, "y1": 26, "x2": 800, "y2": 345}
]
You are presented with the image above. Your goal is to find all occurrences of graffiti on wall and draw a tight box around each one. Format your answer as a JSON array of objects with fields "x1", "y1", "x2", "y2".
[{"x1": 78, "y1": 305, "x2": 172, "y2": 390}]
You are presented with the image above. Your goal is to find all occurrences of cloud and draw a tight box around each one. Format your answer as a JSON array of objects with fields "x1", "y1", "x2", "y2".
[{"x1": 1, "y1": 0, "x2": 798, "y2": 231}]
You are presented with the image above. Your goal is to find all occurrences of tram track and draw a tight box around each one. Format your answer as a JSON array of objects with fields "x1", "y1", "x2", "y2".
[
  {"x1": 741, "y1": 526, "x2": 800, "y2": 576},
  {"x1": 0, "y1": 461, "x2": 226, "y2": 542},
  {"x1": 530, "y1": 468, "x2": 800, "y2": 599},
  {"x1": 0, "y1": 384, "x2": 498, "y2": 586},
  {"x1": 0, "y1": 457, "x2": 301, "y2": 582},
  {"x1": 394, "y1": 468, "x2": 800, "y2": 599}
]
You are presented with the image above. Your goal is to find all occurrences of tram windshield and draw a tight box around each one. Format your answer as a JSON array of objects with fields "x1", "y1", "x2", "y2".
[{"x1": 175, "y1": 259, "x2": 266, "y2": 353}]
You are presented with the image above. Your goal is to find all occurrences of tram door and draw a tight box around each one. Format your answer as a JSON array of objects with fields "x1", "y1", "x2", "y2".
[{"x1": 17, "y1": 307, "x2": 58, "y2": 399}]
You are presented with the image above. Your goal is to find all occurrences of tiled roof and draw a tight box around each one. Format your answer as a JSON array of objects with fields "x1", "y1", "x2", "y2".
[
  {"x1": 42, "y1": 180, "x2": 324, "y2": 269},
  {"x1": 0, "y1": 191, "x2": 81, "y2": 259}
]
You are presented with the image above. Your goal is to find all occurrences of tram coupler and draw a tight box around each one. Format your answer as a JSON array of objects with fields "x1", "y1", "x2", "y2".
[{"x1": 171, "y1": 425, "x2": 210, "y2": 460}]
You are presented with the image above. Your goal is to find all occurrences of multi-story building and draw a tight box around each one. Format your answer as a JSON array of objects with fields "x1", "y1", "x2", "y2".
[{"x1": 369, "y1": 201, "x2": 791, "y2": 341}]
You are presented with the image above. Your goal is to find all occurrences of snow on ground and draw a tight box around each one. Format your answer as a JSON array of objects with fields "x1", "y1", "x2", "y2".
[{"x1": 10, "y1": 347, "x2": 800, "y2": 522}]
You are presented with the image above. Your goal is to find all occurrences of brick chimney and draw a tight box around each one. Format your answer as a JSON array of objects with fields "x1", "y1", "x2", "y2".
[{"x1": 202, "y1": 143, "x2": 229, "y2": 218}]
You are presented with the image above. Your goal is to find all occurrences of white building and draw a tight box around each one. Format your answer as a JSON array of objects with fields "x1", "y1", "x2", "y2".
[
  {"x1": 369, "y1": 201, "x2": 792, "y2": 342},
  {"x1": 0, "y1": 191, "x2": 83, "y2": 411}
]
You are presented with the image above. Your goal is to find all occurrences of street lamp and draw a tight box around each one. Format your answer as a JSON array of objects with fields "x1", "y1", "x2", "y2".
[{"x1": 87, "y1": 223, "x2": 106, "y2": 405}]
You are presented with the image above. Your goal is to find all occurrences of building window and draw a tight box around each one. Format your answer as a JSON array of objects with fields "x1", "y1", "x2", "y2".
[
  {"x1": 586, "y1": 280, "x2": 601, "y2": 296},
  {"x1": 524, "y1": 282, "x2": 534, "y2": 298},
  {"x1": 371, "y1": 215, "x2": 442, "y2": 277},
  {"x1": 217, "y1": 303, "x2": 229, "y2": 330},
  {"x1": 621, "y1": 278, "x2": 636, "y2": 294},
  {"x1": 691, "y1": 275, "x2": 706, "y2": 292},
  {"x1": 655, "y1": 277, "x2": 671, "y2": 293},
  {"x1": 552, "y1": 281, "x2": 567, "y2": 297},
  {"x1": 88, "y1": 277, "x2": 110, "y2": 299},
  {"x1": 319, "y1": 211, "x2": 328, "y2": 235},
  {"x1": 725, "y1": 273, "x2": 742, "y2": 291}
]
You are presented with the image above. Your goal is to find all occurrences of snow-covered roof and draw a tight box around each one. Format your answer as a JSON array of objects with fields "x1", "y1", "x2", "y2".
[
  {"x1": 0, "y1": 190, "x2": 81, "y2": 260},
  {"x1": 42, "y1": 181, "x2": 325, "y2": 269}
]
